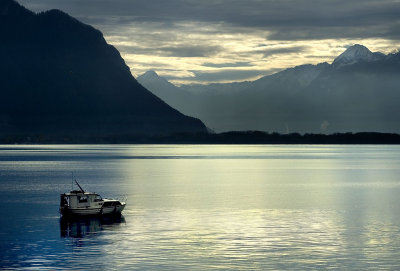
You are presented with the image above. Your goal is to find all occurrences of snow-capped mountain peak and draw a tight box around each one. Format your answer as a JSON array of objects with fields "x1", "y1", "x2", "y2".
[
  {"x1": 137, "y1": 70, "x2": 178, "y2": 95},
  {"x1": 332, "y1": 44, "x2": 384, "y2": 67},
  {"x1": 138, "y1": 70, "x2": 160, "y2": 81}
]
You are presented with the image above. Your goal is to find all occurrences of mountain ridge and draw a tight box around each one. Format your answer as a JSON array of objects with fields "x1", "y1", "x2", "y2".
[
  {"x1": 138, "y1": 45, "x2": 400, "y2": 133},
  {"x1": 0, "y1": 0, "x2": 207, "y2": 137}
]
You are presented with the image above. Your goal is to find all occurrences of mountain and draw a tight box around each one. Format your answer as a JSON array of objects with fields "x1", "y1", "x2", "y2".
[
  {"x1": 137, "y1": 72, "x2": 251, "y2": 132},
  {"x1": 0, "y1": 0, "x2": 207, "y2": 138},
  {"x1": 332, "y1": 44, "x2": 385, "y2": 68},
  {"x1": 140, "y1": 45, "x2": 400, "y2": 133},
  {"x1": 137, "y1": 71, "x2": 195, "y2": 115}
]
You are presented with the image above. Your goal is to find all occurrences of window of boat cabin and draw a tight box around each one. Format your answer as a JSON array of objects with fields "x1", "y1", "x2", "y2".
[
  {"x1": 78, "y1": 196, "x2": 88, "y2": 203},
  {"x1": 61, "y1": 196, "x2": 69, "y2": 206},
  {"x1": 94, "y1": 195, "x2": 102, "y2": 202}
]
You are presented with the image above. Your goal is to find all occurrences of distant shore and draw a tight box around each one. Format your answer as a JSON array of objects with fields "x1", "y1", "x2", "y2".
[{"x1": 1, "y1": 131, "x2": 400, "y2": 144}]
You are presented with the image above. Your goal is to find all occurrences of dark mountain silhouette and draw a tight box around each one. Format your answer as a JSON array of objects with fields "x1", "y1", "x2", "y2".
[
  {"x1": 139, "y1": 45, "x2": 400, "y2": 133},
  {"x1": 0, "y1": 0, "x2": 207, "y2": 137}
]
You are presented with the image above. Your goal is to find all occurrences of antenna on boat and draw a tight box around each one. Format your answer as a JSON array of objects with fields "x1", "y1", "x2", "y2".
[
  {"x1": 75, "y1": 179, "x2": 85, "y2": 193},
  {"x1": 71, "y1": 171, "x2": 74, "y2": 190}
]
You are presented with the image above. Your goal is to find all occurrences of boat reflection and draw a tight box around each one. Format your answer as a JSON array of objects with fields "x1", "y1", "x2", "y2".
[{"x1": 60, "y1": 215, "x2": 125, "y2": 238}]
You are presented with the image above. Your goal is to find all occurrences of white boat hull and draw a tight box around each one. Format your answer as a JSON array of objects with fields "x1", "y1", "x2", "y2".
[
  {"x1": 101, "y1": 204, "x2": 126, "y2": 215},
  {"x1": 61, "y1": 207, "x2": 102, "y2": 216},
  {"x1": 60, "y1": 204, "x2": 126, "y2": 216}
]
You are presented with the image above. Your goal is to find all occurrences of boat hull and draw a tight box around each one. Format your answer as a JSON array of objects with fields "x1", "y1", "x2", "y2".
[
  {"x1": 101, "y1": 204, "x2": 126, "y2": 215},
  {"x1": 60, "y1": 205, "x2": 125, "y2": 217},
  {"x1": 60, "y1": 207, "x2": 102, "y2": 216}
]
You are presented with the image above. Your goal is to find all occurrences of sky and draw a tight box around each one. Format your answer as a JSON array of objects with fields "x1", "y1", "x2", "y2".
[{"x1": 19, "y1": 0, "x2": 400, "y2": 85}]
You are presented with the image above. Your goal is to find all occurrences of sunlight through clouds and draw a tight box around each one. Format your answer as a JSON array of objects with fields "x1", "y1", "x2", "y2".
[
  {"x1": 96, "y1": 21, "x2": 400, "y2": 84},
  {"x1": 19, "y1": 0, "x2": 400, "y2": 84}
]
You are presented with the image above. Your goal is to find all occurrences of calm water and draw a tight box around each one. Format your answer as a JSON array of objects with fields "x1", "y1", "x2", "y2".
[{"x1": 0, "y1": 144, "x2": 400, "y2": 270}]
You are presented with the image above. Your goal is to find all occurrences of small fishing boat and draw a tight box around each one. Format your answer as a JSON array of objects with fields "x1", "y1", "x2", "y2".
[{"x1": 60, "y1": 180, "x2": 126, "y2": 216}]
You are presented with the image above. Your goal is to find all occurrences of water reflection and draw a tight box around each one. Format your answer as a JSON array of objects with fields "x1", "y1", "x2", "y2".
[
  {"x1": 60, "y1": 215, "x2": 125, "y2": 238},
  {"x1": 1, "y1": 145, "x2": 400, "y2": 270}
]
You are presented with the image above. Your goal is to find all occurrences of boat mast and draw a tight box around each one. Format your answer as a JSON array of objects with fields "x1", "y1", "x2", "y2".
[
  {"x1": 75, "y1": 180, "x2": 85, "y2": 193},
  {"x1": 71, "y1": 172, "x2": 74, "y2": 190}
]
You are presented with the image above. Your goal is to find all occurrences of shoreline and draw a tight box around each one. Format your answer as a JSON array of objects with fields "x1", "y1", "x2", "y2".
[{"x1": 1, "y1": 131, "x2": 400, "y2": 144}]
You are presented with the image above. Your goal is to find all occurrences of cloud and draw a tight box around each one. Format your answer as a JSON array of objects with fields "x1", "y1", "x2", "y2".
[
  {"x1": 266, "y1": 24, "x2": 400, "y2": 41},
  {"x1": 117, "y1": 44, "x2": 222, "y2": 57},
  {"x1": 20, "y1": 0, "x2": 400, "y2": 40},
  {"x1": 202, "y1": 62, "x2": 254, "y2": 68},
  {"x1": 18, "y1": 0, "x2": 400, "y2": 84},
  {"x1": 158, "y1": 45, "x2": 222, "y2": 58},
  {"x1": 256, "y1": 46, "x2": 310, "y2": 58},
  {"x1": 165, "y1": 69, "x2": 270, "y2": 84}
]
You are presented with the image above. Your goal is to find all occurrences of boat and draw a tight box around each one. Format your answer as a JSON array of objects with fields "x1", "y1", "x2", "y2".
[{"x1": 60, "y1": 180, "x2": 126, "y2": 217}]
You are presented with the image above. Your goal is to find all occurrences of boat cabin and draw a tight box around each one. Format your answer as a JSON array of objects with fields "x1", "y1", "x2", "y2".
[{"x1": 60, "y1": 190, "x2": 103, "y2": 209}]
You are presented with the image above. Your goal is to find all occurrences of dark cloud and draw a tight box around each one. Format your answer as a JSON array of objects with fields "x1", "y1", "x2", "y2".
[
  {"x1": 256, "y1": 46, "x2": 310, "y2": 58},
  {"x1": 19, "y1": 0, "x2": 400, "y2": 41},
  {"x1": 266, "y1": 23, "x2": 400, "y2": 41},
  {"x1": 117, "y1": 44, "x2": 222, "y2": 57},
  {"x1": 202, "y1": 62, "x2": 254, "y2": 68},
  {"x1": 160, "y1": 45, "x2": 222, "y2": 58},
  {"x1": 16, "y1": 0, "x2": 400, "y2": 83},
  {"x1": 166, "y1": 69, "x2": 270, "y2": 83}
]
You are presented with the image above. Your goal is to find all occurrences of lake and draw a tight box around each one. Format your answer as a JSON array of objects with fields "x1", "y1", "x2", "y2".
[{"x1": 0, "y1": 144, "x2": 400, "y2": 270}]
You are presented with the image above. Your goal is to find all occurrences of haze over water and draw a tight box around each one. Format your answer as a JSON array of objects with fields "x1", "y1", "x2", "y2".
[{"x1": 0, "y1": 144, "x2": 400, "y2": 270}]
